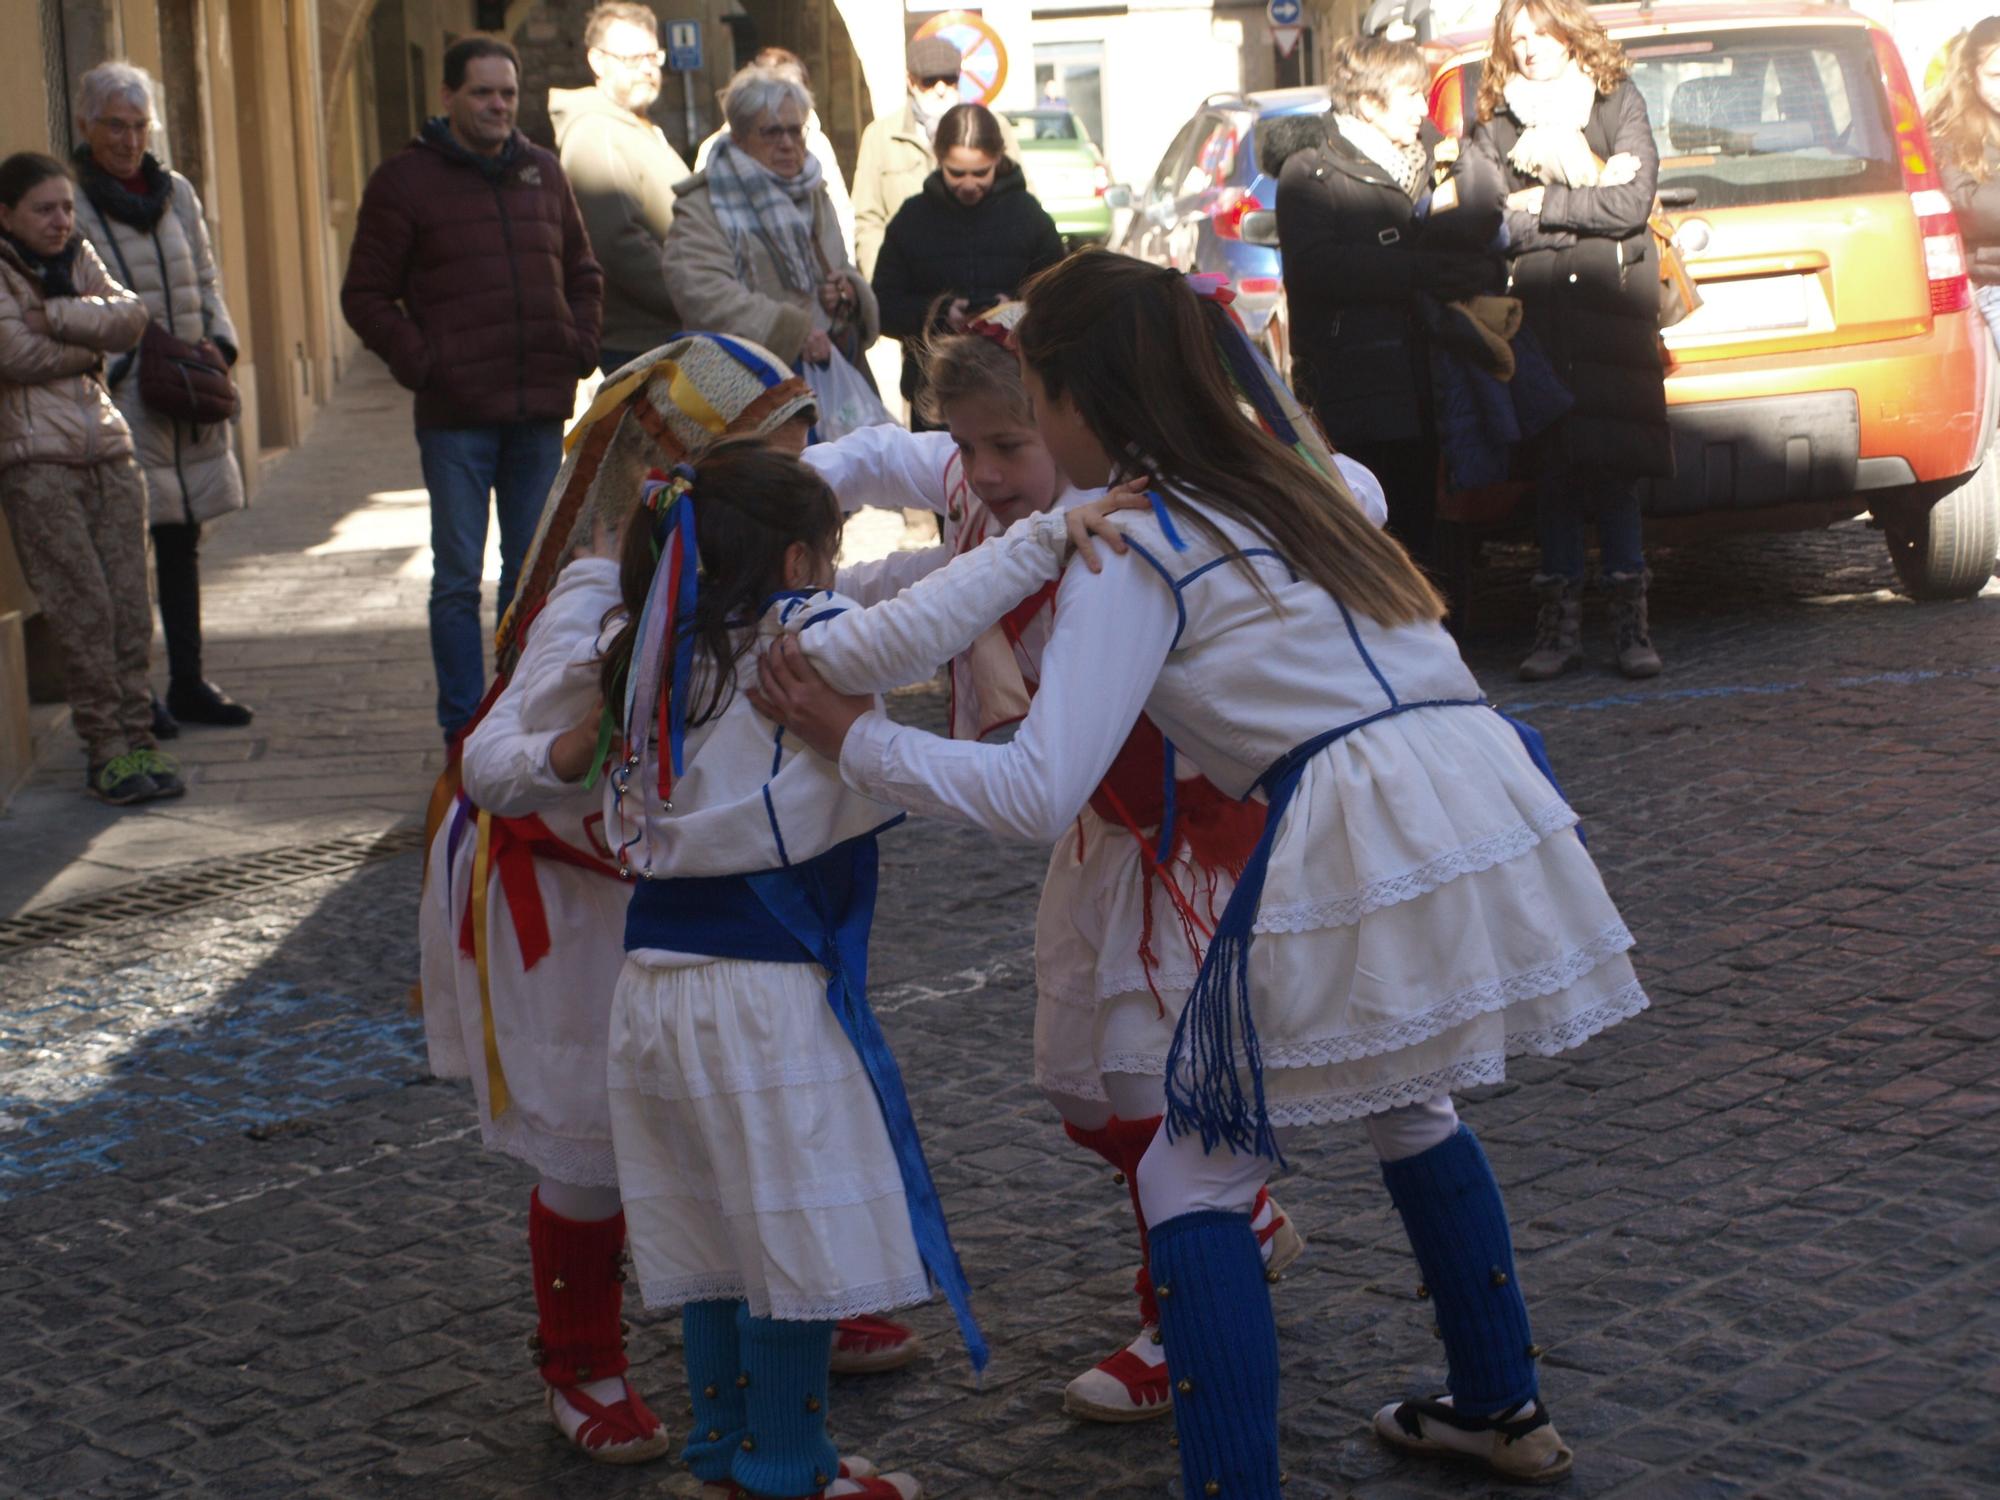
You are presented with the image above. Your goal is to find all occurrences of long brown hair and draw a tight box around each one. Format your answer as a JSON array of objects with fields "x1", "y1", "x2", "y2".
[
  {"x1": 1927, "y1": 17, "x2": 2000, "y2": 180},
  {"x1": 1476, "y1": 0, "x2": 1631, "y2": 123},
  {"x1": 598, "y1": 438, "x2": 843, "y2": 727},
  {"x1": 1015, "y1": 251, "x2": 1443, "y2": 627}
]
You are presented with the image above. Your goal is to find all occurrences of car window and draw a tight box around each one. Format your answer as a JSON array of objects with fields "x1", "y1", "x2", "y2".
[
  {"x1": 1178, "y1": 114, "x2": 1241, "y2": 198},
  {"x1": 1149, "y1": 117, "x2": 1201, "y2": 200},
  {"x1": 1005, "y1": 111, "x2": 1083, "y2": 142},
  {"x1": 1630, "y1": 28, "x2": 1899, "y2": 208}
]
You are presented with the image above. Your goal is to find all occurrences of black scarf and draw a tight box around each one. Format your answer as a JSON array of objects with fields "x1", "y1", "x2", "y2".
[
  {"x1": 421, "y1": 116, "x2": 522, "y2": 181},
  {"x1": 73, "y1": 147, "x2": 173, "y2": 232},
  {"x1": 0, "y1": 232, "x2": 82, "y2": 298}
]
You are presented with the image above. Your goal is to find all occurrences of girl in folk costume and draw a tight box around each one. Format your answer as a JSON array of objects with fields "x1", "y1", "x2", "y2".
[
  {"x1": 755, "y1": 252, "x2": 1651, "y2": 1492},
  {"x1": 416, "y1": 336, "x2": 909, "y2": 1468},
  {"x1": 804, "y1": 308, "x2": 1390, "y2": 1422},
  {"x1": 595, "y1": 441, "x2": 1130, "y2": 1499}
]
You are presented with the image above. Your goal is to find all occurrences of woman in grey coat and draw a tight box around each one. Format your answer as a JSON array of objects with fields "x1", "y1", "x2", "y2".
[{"x1": 73, "y1": 61, "x2": 252, "y2": 729}]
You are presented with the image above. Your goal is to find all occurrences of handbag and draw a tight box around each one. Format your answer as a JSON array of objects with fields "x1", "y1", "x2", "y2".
[
  {"x1": 1648, "y1": 203, "x2": 1702, "y2": 330},
  {"x1": 91, "y1": 189, "x2": 240, "y2": 426}
]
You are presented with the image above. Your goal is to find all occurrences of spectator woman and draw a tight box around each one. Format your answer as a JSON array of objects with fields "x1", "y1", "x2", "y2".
[
  {"x1": 871, "y1": 103, "x2": 1063, "y2": 425},
  {"x1": 1471, "y1": 0, "x2": 1669, "y2": 681},
  {"x1": 0, "y1": 152, "x2": 175, "y2": 804},
  {"x1": 665, "y1": 67, "x2": 877, "y2": 377},
  {"x1": 1928, "y1": 15, "x2": 2000, "y2": 350},
  {"x1": 1274, "y1": 35, "x2": 1494, "y2": 567},
  {"x1": 71, "y1": 61, "x2": 254, "y2": 729}
]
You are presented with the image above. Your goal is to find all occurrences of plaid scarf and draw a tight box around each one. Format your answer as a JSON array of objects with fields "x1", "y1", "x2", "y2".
[
  {"x1": 1334, "y1": 114, "x2": 1428, "y2": 199},
  {"x1": 703, "y1": 138, "x2": 826, "y2": 297}
]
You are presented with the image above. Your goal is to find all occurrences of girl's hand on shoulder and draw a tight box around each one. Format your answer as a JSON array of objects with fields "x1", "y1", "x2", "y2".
[
  {"x1": 549, "y1": 698, "x2": 611, "y2": 783},
  {"x1": 750, "y1": 635, "x2": 873, "y2": 762},
  {"x1": 1066, "y1": 475, "x2": 1152, "y2": 573}
]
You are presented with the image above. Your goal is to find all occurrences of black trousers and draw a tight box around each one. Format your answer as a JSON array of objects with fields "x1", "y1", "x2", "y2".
[
  {"x1": 1339, "y1": 437, "x2": 1440, "y2": 570},
  {"x1": 151, "y1": 521, "x2": 202, "y2": 686}
]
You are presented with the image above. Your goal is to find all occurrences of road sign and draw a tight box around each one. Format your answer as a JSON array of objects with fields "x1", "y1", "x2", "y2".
[
  {"x1": 666, "y1": 20, "x2": 701, "y2": 73},
  {"x1": 1267, "y1": 0, "x2": 1304, "y2": 25},
  {"x1": 912, "y1": 10, "x2": 1008, "y2": 106},
  {"x1": 1273, "y1": 23, "x2": 1304, "y2": 58}
]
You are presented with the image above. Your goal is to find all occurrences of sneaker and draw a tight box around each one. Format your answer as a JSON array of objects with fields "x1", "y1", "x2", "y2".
[
  {"x1": 131, "y1": 747, "x2": 187, "y2": 799},
  {"x1": 1063, "y1": 1324, "x2": 1171, "y2": 1422},
  {"x1": 166, "y1": 678, "x2": 254, "y2": 727},
  {"x1": 546, "y1": 1378, "x2": 672, "y2": 1465},
  {"x1": 829, "y1": 1314, "x2": 923, "y2": 1374},
  {"x1": 1374, "y1": 1395, "x2": 1573, "y2": 1483},
  {"x1": 87, "y1": 751, "x2": 159, "y2": 805},
  {"x1": 702, "y1": 1459, "x2": 919, "y2": 1499}
]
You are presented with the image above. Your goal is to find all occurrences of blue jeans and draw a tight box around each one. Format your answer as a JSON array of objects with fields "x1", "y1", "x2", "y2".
[
  {"x1": 1535, "y1": 471, "x2": 1645, "y2": 582},
  {"x1": 417, "y1": 420, "x2": 563, "y2": 735},
  {"x1": 1976, "y1": 284, "x2": 2000, "y2": 356}
]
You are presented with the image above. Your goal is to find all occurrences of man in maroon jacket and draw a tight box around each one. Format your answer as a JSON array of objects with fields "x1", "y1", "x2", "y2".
[{"x1": 341, "y1": 37, "x2": 604, "y2": 740}]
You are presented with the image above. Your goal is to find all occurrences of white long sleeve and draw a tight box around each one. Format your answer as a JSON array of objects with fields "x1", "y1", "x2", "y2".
[
  {"x1": 834, "y1": 544, "x2": 949, "y2": 607},
  {"x1": 797, "y1": 510, "x2": 1070, "y2": 694},
  {"x1": 804, "y1": 426, "x2": 958, "y2": 517},
  {"x1": 837, "y1": 547, "x2": 1177, "y2": 844},
  {"x1": 1334, "y1": 453, "x2": 1389, "y2": 528}
]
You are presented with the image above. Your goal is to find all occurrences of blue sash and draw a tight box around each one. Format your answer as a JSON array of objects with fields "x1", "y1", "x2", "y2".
[
  {"x1": 1161, "y1": 703, "x2": 1576, "y2": 1164},
  {"x1": 626, "y1": 840, "x2": 989, "y2": 1374}
]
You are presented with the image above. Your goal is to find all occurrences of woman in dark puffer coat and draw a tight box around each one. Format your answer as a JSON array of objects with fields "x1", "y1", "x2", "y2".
[
  {"x1": 1471, "y1": 0, "x2": 1669, "y2": 681},
  {"x1": 871, "y1": 103, "x2": 1064, "y2": 424},
  {"x1": 1928, "y1": 15, "x2": 2000, "y2": 351}
]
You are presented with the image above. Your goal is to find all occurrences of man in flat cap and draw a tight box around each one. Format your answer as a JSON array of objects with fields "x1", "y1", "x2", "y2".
[{"x1": 851, "y1": 34, "x2": 1019, "y2": 278}]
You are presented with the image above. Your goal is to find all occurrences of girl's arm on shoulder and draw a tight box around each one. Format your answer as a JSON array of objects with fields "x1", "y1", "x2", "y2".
[
  {"x1": 834, "y1": 543, "x2": 950, "y2": 607},
  {"x1": 804, "y1": 425, "x2": 959, "y2": 517},
  {"x1": 836, "y1": 544, "x2": 1177, "y2": 844}
]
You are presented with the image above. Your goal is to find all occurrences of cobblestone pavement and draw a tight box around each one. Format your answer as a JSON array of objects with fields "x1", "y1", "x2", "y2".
[{"x1": 3, "y1": 371, "x2": 1999, "y2": 1497}]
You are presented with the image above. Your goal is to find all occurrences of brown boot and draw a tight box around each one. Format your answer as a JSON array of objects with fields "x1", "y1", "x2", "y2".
[
  {"x1": 1517, "y1": 576, "x2": 1583, "y2": 681},
  {"x1": 1607, "y1": 570, "x2": 1663, "y2": 678}
]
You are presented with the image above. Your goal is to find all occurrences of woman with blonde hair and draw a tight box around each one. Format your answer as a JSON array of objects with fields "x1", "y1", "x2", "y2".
[
  {"x1": 1927, "y1": 16, "x2": 2000, "y2": 348},
  {"x1": 1470, "y1": 0, "x2": 1669, "y2": 682}
]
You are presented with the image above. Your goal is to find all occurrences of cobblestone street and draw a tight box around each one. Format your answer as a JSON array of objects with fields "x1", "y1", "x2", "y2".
[{"x1": 2, "y1": 365, "x2": 1998, "y2": 1500}]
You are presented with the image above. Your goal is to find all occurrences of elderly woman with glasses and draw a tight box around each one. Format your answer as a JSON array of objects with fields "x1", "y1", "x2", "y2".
[
  {"x1": 664, "y1": 66, "x2": 878, "y2": 376},
  {"x1": 69, "y1": 60, "x2": 252, "y2": 732}
]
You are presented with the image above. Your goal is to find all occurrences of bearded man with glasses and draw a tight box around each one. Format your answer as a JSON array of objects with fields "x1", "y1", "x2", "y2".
[{"x1": 551, "y1": 2, "x2": 690, "y2": 374}]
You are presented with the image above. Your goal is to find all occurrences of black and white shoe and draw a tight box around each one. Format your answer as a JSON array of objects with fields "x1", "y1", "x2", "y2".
[{"x1": 1374, "y1": 1395, "x2": 1573, "y2": 1483}]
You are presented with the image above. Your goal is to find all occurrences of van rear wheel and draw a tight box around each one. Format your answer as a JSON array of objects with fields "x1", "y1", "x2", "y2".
[{"x1": 1882, "y1": 435, "x2": 2000, "y2": 601}]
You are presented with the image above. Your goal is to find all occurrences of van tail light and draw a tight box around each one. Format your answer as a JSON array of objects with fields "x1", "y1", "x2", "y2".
[
  {"x1": 1428, "y1": 70, "x2": 1465, "y2": 139},
  {"x1": 1872, "y1": 30, "x2": 1971, "y2": 316},
  {"x1": 1236, "y1": 277, "x2": 1282, "y2": 297},
  {"x1": 1211, "y1": 188, "x2": 1264, "y2": 240}
]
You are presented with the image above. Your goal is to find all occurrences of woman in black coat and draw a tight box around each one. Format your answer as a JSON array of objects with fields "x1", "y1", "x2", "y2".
[
  {"x1": 1471, "y1": 0, "x2": 1669, "y2": 681},
  {"x1": 1274, "y1": 35, "x2": 1496, "y2": 568},
  {"x1": 1927, "y1": 15, "x2": 2000, "y2": 350},
  {"x1": 872, "y1": 103, "x2": 1064, "y2": 424}
]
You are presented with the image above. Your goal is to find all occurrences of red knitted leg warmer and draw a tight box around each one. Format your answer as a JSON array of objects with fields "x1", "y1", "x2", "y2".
[
  {"x1": 1064, "y1": 1114, "x2": 1164, "y2": 1326},
  {"x1": 528, "y1": 1187, "x2": 631, "y2": 1388}
]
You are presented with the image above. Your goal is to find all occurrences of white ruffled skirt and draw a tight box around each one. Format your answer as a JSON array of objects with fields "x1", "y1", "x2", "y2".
[
  {"x1": 606, "y1": 955, "x2": 931, "y2": 1321},
  {"x1": 419, "y1": 820, "x2": 628, "y2": 1185}
]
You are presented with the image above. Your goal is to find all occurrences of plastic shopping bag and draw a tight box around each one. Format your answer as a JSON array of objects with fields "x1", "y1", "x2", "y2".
[{"x1": 802, "y1": 351, "x2": 895, "y2": 441}]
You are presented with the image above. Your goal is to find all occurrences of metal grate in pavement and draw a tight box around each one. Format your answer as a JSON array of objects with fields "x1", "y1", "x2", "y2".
[{"x1": 0, "y1": 826, "x2": 427, "y2": 957}]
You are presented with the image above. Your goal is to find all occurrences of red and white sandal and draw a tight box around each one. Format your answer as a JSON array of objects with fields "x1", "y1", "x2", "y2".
[
  {"x1": 1063, "y1": 1323, "x2": 1172, "y2": 1422},
  {"x1": 702, "y1": 1456, "x2": 922, "y2": 1498},
  {"x1": 546, "y1": 1378, "x2": 672, "y2": 1464},
  {"x1": 828, "y1": 1314, "x2": 923, "y2": 1374}
]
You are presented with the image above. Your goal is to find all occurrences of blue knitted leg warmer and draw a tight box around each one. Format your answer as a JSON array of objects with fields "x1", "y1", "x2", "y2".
[
  {"x1": 680, "y1": 1299, "x2": 748, "y2": 1483},
  {"x1": 729, "y1": 1310, "x2": 839, "y2": 1498},
  {"x1": 1379, "y1": 1125, "x2": 1538, "y2": 1415},
  {"x1": 1150, "y1": 1209, "x2": 1282, "y2": 1500}
]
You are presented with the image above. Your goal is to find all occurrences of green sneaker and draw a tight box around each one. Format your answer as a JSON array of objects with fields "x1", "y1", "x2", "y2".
[
  {"x1": 132, "y1": 746, "x2": 187, "y2": 799},
  {"x1": 87, "y1": 750, "x2": 160, "y2": 805}
]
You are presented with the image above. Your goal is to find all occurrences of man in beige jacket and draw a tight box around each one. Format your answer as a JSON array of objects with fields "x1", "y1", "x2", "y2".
[
  {"x1": 852, "y1": 36, "x2": 1019, "y2": 279},
  {"x1": 551, "y1": 2, "x2": 688, "y2": 372}
]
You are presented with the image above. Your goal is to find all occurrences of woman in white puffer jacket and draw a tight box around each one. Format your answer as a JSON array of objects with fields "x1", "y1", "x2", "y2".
[{"x1": 72, "y1": 61, "x2": 252, "y2": 730}]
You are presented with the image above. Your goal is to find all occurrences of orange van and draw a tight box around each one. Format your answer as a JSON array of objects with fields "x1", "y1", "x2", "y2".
[{"x1": 1426, "y1": 1, "x2": 1996, "y2": 599}]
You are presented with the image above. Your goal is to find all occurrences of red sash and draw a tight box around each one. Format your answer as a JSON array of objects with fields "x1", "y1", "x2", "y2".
[{"x1": 458, "y1": 812, "x2": 628, "y2": 972}]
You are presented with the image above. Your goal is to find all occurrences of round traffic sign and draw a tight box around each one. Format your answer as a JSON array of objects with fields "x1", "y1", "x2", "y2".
[
  {"x1": 913, "y1": 10, "x2": 1009, "y2": 106},
  {"x1": 1268, "y1": 0, "x2": 1304, "y2": 24}
]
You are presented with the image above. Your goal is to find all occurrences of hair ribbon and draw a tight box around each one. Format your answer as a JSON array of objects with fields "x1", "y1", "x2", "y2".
[{"x1": 624, "y1": 464, "x2": 701, "y2": 812}]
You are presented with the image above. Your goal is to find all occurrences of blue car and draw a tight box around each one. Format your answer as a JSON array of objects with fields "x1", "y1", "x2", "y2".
[{"x1": 1116, "y1": 86, "x2": 1332, "y2": 373}]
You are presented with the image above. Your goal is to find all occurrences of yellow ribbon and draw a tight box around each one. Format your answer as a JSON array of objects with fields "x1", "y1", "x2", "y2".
[{"x1": 469, "y1": 808, "x2": 512, "y2": 1119}]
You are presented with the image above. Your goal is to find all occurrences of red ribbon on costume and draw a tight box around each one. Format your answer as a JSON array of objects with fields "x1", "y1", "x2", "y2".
[
  {"x1": 459, "y1": 812, "x2": 628, "y2": 972},
  {"x1": 999, "y1": 582, "x2": 1058, "y2": 649}
]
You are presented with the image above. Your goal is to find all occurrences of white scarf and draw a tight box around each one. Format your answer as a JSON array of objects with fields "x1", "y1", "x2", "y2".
[
  {"x1": 910, "y1": 86, "x2": 959, "y2": 143},
  {"x1": 1502, "y1": 62, "x2": 1602, "y2": 187},
  {"x1": 1334, "y1": 114, "x2": 1427, "y2": 198}
]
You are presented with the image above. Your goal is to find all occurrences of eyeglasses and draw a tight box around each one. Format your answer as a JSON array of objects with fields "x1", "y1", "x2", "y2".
[
  {"x1": 756, "y1": 123, "x2": 807, "y2": 142},
  {"x1": 598, "y1": 48, "x2": 665, "y2": 67},
  {"x1": 917, "y1": 74, "x2": 961, "y2": 90},
  {"x1": 93, "y1": 119, "x2": 150, "y2": 138}
]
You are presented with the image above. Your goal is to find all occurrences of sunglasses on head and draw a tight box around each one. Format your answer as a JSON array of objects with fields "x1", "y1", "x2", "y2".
[{"x1": 918, "y1": 73, "x2": 960, "y2": 89}]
